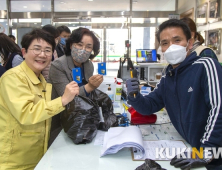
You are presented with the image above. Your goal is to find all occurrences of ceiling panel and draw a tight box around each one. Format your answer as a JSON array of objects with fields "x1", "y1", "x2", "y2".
[
  {"x1": 0, "y1": 0, "x2": 7, "y2": 10},
  {"x1": 132, "y1": 0, "x2": 175, "y2": 11},
  {"x1": 10, "y1": 0, "x2": 51, "y2": 12},
  {"x1": 7, "y1": 0, "x2": 176, "y2": 13},
  {"x1": 54, "y1": 0, "x2": 176, "y2": 12},
  {"x1": 54, "y1": 0, "x2": 129, "y2": 12}
]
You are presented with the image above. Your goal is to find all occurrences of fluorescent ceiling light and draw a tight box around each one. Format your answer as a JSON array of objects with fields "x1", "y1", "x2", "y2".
[
  {"x1": 58, "y1": 22, "x2": 79, "y2": 24},
  {"x1": 23, "y1": 6, "x2": 27, "y2": 8},
  {"x1": 150, "y1": 18, "x2": 156, "y2": 23},
  {"x1": 158, "y1": 18, "x2": 168, "y2": 23},
  {"x1": 88, "y1": 0, "x2": 93, "y2": 1},
  {"x1": 132, "y1": 18, "x2": 144, "y2": 23},
  {"x1": 81, "y1": 22, "x2": 92, "y2": 23},
  {"x1": 91, "y1": 18, "x2": 127, "y2": 23},
  {"x1": 19, "y1": 19, "x2": 41, "y2": 23},
  {"x1": 11, "y1": 19, "x2": 18, "y2": 22},
  {"x1": 57, "y1": 17, "x2": 79, "y2": 19}
]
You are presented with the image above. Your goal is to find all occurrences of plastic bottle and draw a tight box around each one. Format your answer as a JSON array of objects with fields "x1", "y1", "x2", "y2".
[
  {"x1": 106, "y1": 84, "x2": 114, "y2": 102},
  {"x1": 114, "y1": 77, "x2": 117, "y2": 83},
  {"x1": 115, "y1": 81, "x2": 123, "y2": 101}
]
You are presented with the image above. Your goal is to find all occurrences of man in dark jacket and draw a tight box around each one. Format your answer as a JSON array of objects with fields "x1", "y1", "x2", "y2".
[{"x1": 127, "y1": 19, "x2": 222, "y2": 169}]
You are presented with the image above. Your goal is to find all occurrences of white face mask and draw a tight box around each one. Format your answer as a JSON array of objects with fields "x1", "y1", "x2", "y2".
[{"x1": 164, "y1": 43, "x2": 189, "y2": 65}]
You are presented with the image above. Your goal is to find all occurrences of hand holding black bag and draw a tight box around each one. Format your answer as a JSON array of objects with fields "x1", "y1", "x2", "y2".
[{"x1": 61, "y1": 89, "x2": 118, "y2": 144}]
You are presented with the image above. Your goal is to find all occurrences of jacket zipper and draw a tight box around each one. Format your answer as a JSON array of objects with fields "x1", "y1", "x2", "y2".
[
  {"x1": 175, "y1": 83, "x2": 187, "y2": 140},
  {"x1": 170, "y1": 70, "x2": 186, "y2": 138}
]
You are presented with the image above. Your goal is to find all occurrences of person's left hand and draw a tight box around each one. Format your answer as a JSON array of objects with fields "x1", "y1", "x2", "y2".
[
  {"x1": 170, "y1": 150, "x2": 213, "y2": 170},
  {"x1": 88, "y1": 74, "x2": 103, "y2": 89}
]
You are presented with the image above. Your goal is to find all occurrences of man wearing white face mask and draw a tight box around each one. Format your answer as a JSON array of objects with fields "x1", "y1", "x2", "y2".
[
  {"x1": 163, "y1": 41, "x2": 189, "y2": 65},
  {"x1": 126, "y1": 19, "x2": 222, "y2": 169}
]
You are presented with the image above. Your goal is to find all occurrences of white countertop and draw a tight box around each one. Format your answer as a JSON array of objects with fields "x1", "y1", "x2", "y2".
[{"x1": 35, "y1": 107, "x2": 206, "y2": 170}]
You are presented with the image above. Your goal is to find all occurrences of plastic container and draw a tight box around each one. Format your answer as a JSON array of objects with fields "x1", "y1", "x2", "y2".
[
  {"x1": 115, "y1": 78, "x2": 123, "y2": 101},
  {"x1": 97, "y1": 76, "x2": 115, "y2": 95},
  {"x1": 106, "y1": 84, "x2": 114, "y2": 102}
]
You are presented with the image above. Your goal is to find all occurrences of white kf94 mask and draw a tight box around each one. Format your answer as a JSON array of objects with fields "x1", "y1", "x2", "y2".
[{"x1": 164, "y1": 43, "x2": 189, "y2": 65}]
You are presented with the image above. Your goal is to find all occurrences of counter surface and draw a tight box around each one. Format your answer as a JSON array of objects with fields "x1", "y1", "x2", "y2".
[{"x1": 35, "y1": 109, "x2": 206, "y2": 170}]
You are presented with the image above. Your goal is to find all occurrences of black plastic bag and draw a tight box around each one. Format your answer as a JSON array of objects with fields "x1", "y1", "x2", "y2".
[
  {"x1": 61, "y1": 89, "x2": 118, "y2": 144},
  {"x1": 135, "y1": 159, "x2": 166, "y2": 170},
  {"x1": 89, "y1": 89, "x2": 118, "y2": 131}
]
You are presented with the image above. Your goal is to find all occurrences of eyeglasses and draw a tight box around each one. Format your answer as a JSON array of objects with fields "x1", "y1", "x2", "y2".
[
  {"x1": 29, "y1": 48, "x2": 52, "y2": 57},
  {"x1": 74, "y1": 43, "x2": 93, "y2": 52}
]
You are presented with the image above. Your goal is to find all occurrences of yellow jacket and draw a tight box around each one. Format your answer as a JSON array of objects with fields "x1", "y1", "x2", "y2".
[{"x1": 0, "y1": 61, "x2": 64, "y2": 170}]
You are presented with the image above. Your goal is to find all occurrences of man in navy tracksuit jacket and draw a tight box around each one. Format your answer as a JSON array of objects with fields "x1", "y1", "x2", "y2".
[{"x1": 127, "y1": 19, "x2": 222, "y2": 169}]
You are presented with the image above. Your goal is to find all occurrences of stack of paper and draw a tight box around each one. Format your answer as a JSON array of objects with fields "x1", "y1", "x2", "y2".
[
  {"x1": 100, "y1": 126, "x2": 145, "y2": 158},
  {"x1": 133, "y1": 140, "x2": 187, "y2": 160}
]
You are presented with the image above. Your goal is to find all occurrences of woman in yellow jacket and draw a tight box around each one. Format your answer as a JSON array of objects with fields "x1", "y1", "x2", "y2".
[{"x1": 0, "y1": 29, "x2": 79, "y2": 170}]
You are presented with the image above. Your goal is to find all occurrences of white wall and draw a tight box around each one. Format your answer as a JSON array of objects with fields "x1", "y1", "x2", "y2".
[
  {"x1": 197, "y1": 21, "x2": 222, "y2": 61},
  {"x1": 178, "y1": 0, "x2": 222, "y2": 62},
  {"x1": 178, "y1": 0, "x2": 196, "y2": 17}
]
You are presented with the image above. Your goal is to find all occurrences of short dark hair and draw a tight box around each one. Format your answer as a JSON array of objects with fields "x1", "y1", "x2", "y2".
[
  {"x1": 65, "y1": 27, "x2": 100, "y2": 60},
  {"x1": 156, "y1": 19, "x2": 191, "y2": 43},
  {"x1": 42, "y1": 24, "x2": 60, "y2": 38},
  {"x1": 57, "y1": 25, "x2": 71, "y2": 34},
  {"x1": 8, "y1": 34, "x2": 16, "y2": 40},
  {"x1": 21, "y1": 28, "x2": 56, "y2": 52}
]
